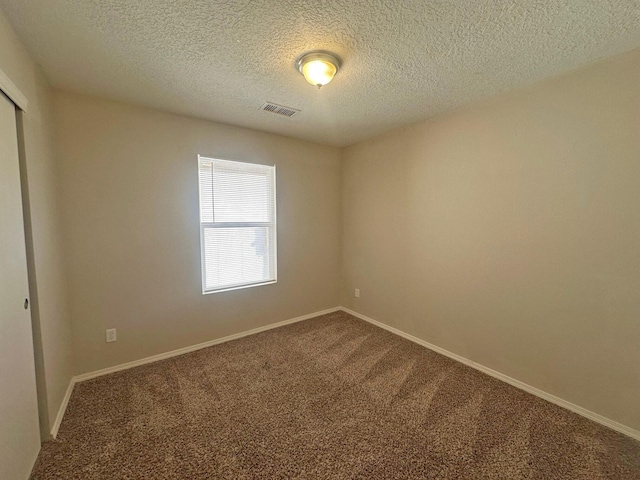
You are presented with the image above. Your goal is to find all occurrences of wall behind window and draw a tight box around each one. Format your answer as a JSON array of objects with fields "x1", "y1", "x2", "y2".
[
  {"x1": 53, "y1": 91, "x2": 342, "y2": 375},
  {"x1": 342, "y1": 48, "x2": 640, "y2": 431}
]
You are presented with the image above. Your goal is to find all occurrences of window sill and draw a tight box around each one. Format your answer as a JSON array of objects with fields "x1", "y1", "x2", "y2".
[{"x1": 202, "y1": 280, "x2": 277, "y2": 295}]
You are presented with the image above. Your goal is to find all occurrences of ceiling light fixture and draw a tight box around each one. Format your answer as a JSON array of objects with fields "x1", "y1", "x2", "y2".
[{"x1": 296, "y1": 51, "x2": 341, "y2": 88}]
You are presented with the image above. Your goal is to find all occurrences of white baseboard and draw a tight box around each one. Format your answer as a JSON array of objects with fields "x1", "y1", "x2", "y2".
[
  {"x1": 51, "y1": 307, "x2": 341, "y2": 437},
  {"x1": 50, "y1": 305, "x2": 640, "y2": 443},
  {"x1": 74, "y1": 307, "x2": 341, "y2": 384},
  {"x1": 51, "y1": 377, "x2": 76, "y2": 439},
  {"x1": 340, "y1": 307, "x2": 640, "y2": 442}
]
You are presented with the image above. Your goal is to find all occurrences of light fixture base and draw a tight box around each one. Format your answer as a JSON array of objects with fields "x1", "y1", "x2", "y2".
[{"x1": 296, "y1": 51, "x2": 341, "y2": 88}]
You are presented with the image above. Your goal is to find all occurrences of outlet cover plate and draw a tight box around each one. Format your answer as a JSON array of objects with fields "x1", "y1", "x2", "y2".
[{"x1": 106, "y1": 328, "x2": 117, "y2": 343}]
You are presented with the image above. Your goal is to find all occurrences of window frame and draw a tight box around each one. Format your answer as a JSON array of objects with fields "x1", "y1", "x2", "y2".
[{"x1": 198, "y1": 155, "x2": 278, "y2": 294}]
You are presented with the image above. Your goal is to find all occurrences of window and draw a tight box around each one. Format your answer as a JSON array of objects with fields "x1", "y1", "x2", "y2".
[{"x1": 198, "y1": 156, "x2": 277, "y2": 293}]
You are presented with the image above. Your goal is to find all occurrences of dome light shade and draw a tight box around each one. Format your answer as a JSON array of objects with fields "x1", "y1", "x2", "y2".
[{"x1": 296, "y1": 52, "x2": 340, "y2": 88}]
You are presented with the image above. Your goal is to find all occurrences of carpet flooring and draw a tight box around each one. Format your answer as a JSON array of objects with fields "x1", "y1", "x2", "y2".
[{"x1": 31, "y1": 311, "x2": 640, "y2": 479}]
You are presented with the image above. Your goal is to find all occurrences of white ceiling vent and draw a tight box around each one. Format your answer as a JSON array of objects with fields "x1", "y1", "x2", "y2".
[{"x1": 260, "y1": 102, "x2": 300, "y2": 118}]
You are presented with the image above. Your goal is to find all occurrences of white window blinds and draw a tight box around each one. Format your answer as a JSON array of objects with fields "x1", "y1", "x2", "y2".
[{"x1": 198, "y1": 156, "x2": 277, "y2": 293}]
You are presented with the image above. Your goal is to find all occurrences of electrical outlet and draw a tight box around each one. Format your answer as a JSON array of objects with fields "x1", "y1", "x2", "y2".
[
  {"x1": 106, "y1": 328, "x2": 117, "y2": 343},
  {"x1": 355, "y1": 288, "x2": 360, "y2": 298}
]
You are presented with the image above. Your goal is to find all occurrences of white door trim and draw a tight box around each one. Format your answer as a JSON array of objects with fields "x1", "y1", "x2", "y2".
[{"x1": 0, "y1": 68, "x2": 28, "y2": 112}]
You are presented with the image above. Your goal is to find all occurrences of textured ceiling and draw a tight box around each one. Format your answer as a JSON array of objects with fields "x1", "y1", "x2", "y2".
[{"x1": 2, "y1": 1, "x2": 640, "y2": 146}]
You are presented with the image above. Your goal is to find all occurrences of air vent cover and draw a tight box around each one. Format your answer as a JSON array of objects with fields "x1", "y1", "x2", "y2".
[{"x1": 260, "y1": 102, "x2": 300, "y2": 117}]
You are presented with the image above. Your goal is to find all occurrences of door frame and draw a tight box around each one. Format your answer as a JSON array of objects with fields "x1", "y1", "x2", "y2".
[
  {"x1": 0, "y1": 67, "x2": 51, "y2": 445},
  {"x1": 0, "y1": 68, "x2": 28, "y2": 112}
]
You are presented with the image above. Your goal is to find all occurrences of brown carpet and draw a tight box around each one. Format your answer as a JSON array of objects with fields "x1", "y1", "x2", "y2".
[{"x1": 31, "y1": 311, "x2": 640, "y2": 479}]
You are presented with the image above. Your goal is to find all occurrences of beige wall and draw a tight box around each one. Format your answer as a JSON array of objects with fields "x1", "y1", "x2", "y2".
[
  {"x1": 53, "y1": 92, "x2": 342, "y2": 375},
  {"x1": 342, "y1": 48, "x2": 640, "y2": 431},
  {"x1": 0, "y1": 11, "x2": 73, "y2": 437}
]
